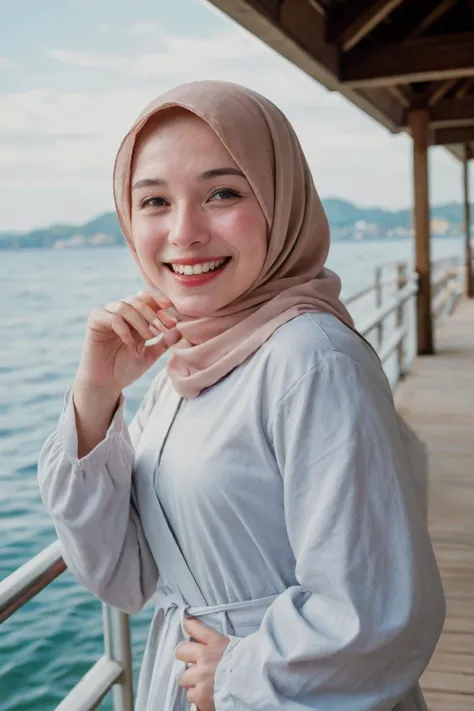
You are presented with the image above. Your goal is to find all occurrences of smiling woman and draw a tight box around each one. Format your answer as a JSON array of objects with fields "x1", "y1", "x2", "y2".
[
  {"x1": 38, "y1": 80, "x2": 444, "y2": 711},
  {"x1": 128, "y1": 108, "x2": 267, "y2": 318}
]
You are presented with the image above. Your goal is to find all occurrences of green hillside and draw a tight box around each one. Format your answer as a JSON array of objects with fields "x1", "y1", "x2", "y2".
[{"x1": 0, "y1": 199, "x2": 470, "y2": 249}]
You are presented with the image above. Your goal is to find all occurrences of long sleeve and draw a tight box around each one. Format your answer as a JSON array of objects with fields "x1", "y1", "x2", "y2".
[
  {"x1": 214, "y1": 351, "x2": 445, "y2": 711},
  {"x1": 37, "y1": 377, "x2": 162, "y2": 614}
]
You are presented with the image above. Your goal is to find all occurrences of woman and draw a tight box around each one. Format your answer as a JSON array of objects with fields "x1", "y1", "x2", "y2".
[{"x1": 38, "y1": 80, "x2": 445, "y2": 711}]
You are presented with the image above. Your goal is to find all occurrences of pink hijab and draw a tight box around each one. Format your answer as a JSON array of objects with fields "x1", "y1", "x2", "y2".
[{"x1": 113, "y1": 80, "x2": 357, "y2": 399}]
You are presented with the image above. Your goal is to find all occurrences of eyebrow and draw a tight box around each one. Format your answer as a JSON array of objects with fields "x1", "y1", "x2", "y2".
[{"x1": 132, "y1": 167, "x2": 245, "y2": 191}]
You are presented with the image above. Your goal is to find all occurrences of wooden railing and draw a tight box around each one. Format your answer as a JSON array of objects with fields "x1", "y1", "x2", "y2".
[{"x1": 0, "y1": 252, "x2": 468, "y2": 711}]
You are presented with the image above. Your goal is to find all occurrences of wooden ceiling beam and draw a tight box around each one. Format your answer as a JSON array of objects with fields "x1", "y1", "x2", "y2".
[
  {"x1": 327, "y1": 0, "x2": 404, "y2": 51},
  {"x1": 455, "y1": 77, "x2": 474, "y2": 99},
  {"x1": 406, "y1": 0, "x2": 457, "y2": 40},
  {"x1": 411, "y1": 78, "x2": 459, "y2": 109},
  {"x1": 386, "y1": 85, "x2": 411, "y2": 108},
  {"x1": 205, "y1": 0, "x2": 403, "y2": 131},
  {"x1": 341, "y1": 33, "x2": 474, "y2": 87},
  {"x1": 308, "y1": 0, "x2": 326, "y2": 14},
  {"x1": 431, "y1": 126, "x2": 474, "y2": 145},
  {"x1": 408, "y1": 97, "x2": 474, "y2": 128},
  {"x1": 426, "y1": 78, "x2": 459, "y2": 106}
]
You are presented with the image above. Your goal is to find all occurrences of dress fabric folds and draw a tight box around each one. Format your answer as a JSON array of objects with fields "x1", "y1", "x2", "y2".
[{"x1": 38, "y1": 313, "x2": 445, "y2": 711}]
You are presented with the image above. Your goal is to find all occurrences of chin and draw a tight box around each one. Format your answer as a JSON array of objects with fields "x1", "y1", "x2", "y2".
[{"x1": 173, "y1": 295, "x2": 226, "y2": 319}]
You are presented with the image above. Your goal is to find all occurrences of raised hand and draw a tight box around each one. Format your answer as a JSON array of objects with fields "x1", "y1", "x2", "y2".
[
  {"x1": 72, "y1": 289, "x2": 181, "y2": 458},
  {"x1": 75, "y1": 289, "x2": 181, "y2": 394}
]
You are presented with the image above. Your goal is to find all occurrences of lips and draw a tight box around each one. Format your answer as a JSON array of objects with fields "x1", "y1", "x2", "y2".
[
  {"x1": 165, "y1": 257, "x2": 231, "y2": 286},
  {"x1": 167, "y1": 257, "x2": 231, "y2": 275}
]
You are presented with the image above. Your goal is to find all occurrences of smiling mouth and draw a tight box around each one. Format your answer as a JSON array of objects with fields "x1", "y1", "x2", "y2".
[{"x1": 164, "y1": 257, "x2": 232, "y2": 276}]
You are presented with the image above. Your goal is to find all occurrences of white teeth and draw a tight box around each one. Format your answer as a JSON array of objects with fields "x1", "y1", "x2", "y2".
[{"x1": 170, "y1": 258, "x2": 228, "y2": 275}]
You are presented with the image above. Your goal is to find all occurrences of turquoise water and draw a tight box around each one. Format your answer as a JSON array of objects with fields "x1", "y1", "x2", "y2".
[{"x1": 0, "y1": 239, "x2": 463, "y2": 709}]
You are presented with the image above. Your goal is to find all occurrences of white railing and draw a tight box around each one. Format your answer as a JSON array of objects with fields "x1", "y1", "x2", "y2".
[
  {"x1": 0, "y1": 541, "x2": 134, "y2": 711},
  {"x1": 345, "y1": 254, "x2": 465, "y2": 386},
  {"x1": 0, "y1": 253, "x2": 468, "y2": 711}
]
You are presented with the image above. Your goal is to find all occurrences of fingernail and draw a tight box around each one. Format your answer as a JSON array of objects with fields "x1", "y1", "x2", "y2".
[
  {"x1": 152, "y1": 319, "x2": 165, "y2": 332},
  {"x1": 166, "y1": 307, "x2": 180, "y2": 322},
  {"x1": 149, "y1": 324, "x2": 161, "y2": 335}
]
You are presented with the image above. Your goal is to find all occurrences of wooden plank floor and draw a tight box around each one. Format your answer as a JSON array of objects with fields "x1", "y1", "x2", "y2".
[{"x1": 395, "y1": 298, "x2": 474, "y2": 711}]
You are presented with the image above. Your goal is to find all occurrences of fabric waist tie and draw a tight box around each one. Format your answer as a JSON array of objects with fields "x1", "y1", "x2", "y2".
[{"x1": 151, "y1": 586, "x2": 280, "y2": 711}]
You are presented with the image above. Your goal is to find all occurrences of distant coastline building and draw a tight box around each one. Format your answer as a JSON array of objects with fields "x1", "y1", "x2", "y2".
[
  {"x1": 430, "y1": 217, "x2": 451, "y2": 236},
  {"x1": 53, "y1": 233, "x2": 115, "y2": 249}
]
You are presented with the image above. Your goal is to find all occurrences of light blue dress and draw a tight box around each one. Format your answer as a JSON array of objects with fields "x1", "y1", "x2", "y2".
[{"x1": 38, "y1": 313, "x2": 445, "y2": 711}]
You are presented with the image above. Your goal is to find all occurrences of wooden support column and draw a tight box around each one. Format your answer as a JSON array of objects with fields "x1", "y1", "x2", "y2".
[
  {"x1": 463, "y1": 144, "x2": 474, "y2": 298},
  {"x1": 409, "y1": 109, "x2": 434, "y2": 354}
]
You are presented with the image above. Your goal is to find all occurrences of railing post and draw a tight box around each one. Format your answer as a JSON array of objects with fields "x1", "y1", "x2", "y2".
[
  {"x1": 375, "y1": 266, "x2": 383, "y2": 351},
  {"x1": 396, "y1": 263, "x2": 408, "y2": 379},
  {"x1": 103, "y1": 604, "x2": 134, "y2": 711}
]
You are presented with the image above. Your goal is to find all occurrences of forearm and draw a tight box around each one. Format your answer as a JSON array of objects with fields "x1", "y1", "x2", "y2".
[
  {"x1": 72, "y1": 376, "x2": 122, "y2": 458},
  {"x1": 38, "y1": 388, "x2": 158, "y2": 613}
]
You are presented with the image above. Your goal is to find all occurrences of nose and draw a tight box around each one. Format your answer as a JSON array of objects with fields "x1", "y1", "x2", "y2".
[{"x1": 168, "y1": 202, "x2": 210, "y2": 250}]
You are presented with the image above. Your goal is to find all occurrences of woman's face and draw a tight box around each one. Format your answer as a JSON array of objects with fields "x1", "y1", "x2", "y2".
[{"x1": 130, "y1": 109, "x2": 268, "y2": 318}]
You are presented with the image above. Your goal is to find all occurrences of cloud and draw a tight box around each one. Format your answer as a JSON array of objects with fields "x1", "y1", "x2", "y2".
[
  {"x1": 0, "y1": 130, "x2": 91, "y2": 145},
  {"x1": 45, "y1": 27, "x2": 270, "y2": 78},
  {"x1": 0, "y1": 86, "x2": 156, "y2": 137},
  {"x1": 0, "y1": 24, "x2": 463, "y2": 231},
  {"x1": 95, "y1": 24, "x2": 113, "y2": 36},
  {"x1": 0, "y1": 57, "x2": 13, "y2": 68},
  {"x1": 1, "y1": 29, "x2": 369, "y2": 193},
  {"x1": 126, "y1": 20, "x2": 162, "y2": 35}
]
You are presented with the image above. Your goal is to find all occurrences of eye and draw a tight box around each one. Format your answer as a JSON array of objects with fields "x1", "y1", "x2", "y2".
[
  {"x1": 140, "y1": 196, "x2": 168, "y2": 209},
  {"x1": 210, "y1": 188, "x2": 242, "y2": 201}
]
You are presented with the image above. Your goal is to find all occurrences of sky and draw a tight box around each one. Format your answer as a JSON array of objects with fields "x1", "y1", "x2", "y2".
[{"x1": 0, "y1": 0, "x2": 471, "y2": 232}]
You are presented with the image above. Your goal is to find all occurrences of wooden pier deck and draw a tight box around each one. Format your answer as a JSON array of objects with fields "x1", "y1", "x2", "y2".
[{"x1": 395, "y1": 298, "x2": 474, "y2": 711}]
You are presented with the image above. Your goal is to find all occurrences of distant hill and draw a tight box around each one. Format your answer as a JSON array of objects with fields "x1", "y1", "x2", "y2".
[
  {"x1": 322, "y1": 198, "x2": 468, "y2": 230},
  {"x1": 0, "y1": 198, "x2": 470, "y2": 249},
  {"x1": 0, "y1": 213, "x2": 124, "y2": 249}
]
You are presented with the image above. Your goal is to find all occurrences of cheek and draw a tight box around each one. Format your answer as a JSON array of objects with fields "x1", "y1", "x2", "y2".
[
  {"x1": 132, "y1": 217, "x2": 165, "y2": 264},
  {"x1": 218, "y1": 207, "x2": 267, "y2": 267}
]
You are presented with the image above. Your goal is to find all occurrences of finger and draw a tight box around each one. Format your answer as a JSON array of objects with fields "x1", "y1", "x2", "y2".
[
  {"x1": 143, "y1": 325, "x2": 180, "y2": 351},
  {"x1": 112, "y1": 319, "x2": 151, "y2": 359},
  {"x1": 159, "y1": 326, "x2": 182, "y2": 348},
  {"x1": 183, "y1": 617, "x2": 224, "y2": 645},
  {"x1": 177, "y1": 665, "x2": 200, "y2": 689},
  {"x1": 108, "y1": 315, "x2": 135, "y2": 348},
  {"x1": 141, "y1": 330, "x2": 179, "y2": 365},
  {"x1": 156, "y1": 309, "x2": 178, "y2": 330},
  {"x1": 175, "y1": 641, "x2": 202, "y2": 664},
  {"x1": 133, "y1": 294, "x2": 179, "y2": 331},
  {"x1": 105, "y1": 301, "x2": 157, "y2": 342},
  {"x1": 136, "y1": 290, "x2": 174, "y2": 315},
  {"x1": 121, "y1": 296, "x2": 166, "y2": 330},
  {"x1": 186, "y1": 688, "x2": 199, "y2": 708},
  {"x1": 133, "y1": 293, "x2": 179, "y2": 329},
  {"x1": 145, "y1": 286, "x2": 173, "y2": 308},
  {"x1": 136, "y1": 291, "x2": 181, "y2": 328},
  {"x1": 146, "y1": 315, "x2": 177, "y2": 337},
  {"x1": 140, "y1": 339, "x2": 167, "y2": 365}
]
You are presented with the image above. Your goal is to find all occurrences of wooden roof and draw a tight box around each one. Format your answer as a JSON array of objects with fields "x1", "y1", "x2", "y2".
[{"x1": 207, "y1": 0, "x2": 474, "y2": 161}]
